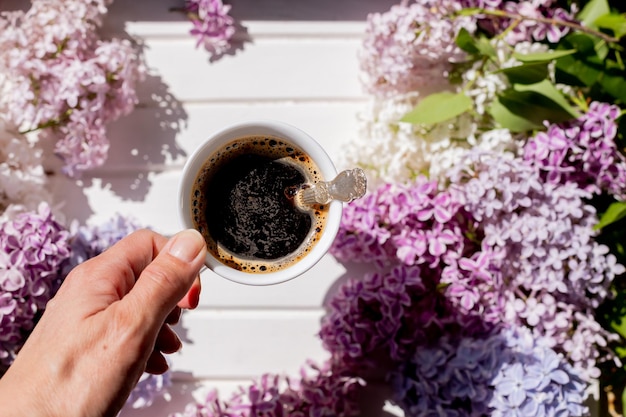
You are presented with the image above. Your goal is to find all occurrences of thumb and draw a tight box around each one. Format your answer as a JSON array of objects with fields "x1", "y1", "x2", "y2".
[{"x1": 126, "y1": 229, "x2": 207, "y2": 329}]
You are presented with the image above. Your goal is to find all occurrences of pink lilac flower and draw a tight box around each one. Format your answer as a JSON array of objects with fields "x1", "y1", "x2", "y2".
[
  {"x1": 169, "y1": 361, "x2": 364, "y2": 417},
  {"x1": 0, "y1": 0, "x2": 145, "y2": 176},
  {"x1": 447, "y1": 150, "x2": 625, "y2": 381},
  {"x1": 524, "y1": 101, "x2": 626, "y2": 200},
  {"x1": 184, "y1": 0, "x2": 236, "y2": 57},
  {"x1": 390, "y1": 326, "x2": 588, "y2": 416},
  {"x1": 0, "y1": 203, "x2": 71, "y2": 370},
  {"x1": 359, "y1": 0, "x2": 475, "y2": 98}
]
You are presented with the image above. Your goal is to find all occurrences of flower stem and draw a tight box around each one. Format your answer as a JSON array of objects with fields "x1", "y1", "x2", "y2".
[{"x1": 461, "y1": 8, "x2": 620, "y2": 44}]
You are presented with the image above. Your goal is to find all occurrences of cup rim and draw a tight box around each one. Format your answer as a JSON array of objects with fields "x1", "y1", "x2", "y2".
[{"x1": 178, "y1": 119, "x2": 342, "y2": 286}]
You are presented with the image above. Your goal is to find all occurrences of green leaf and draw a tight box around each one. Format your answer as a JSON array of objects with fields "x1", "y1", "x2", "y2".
[
  {"x1": 577, "y1": 0, "x2": 610, "y2": 28},
  {"x1": 595, "y1": 13, "x2": 626, "y2": 39},
  {"x1": 456, "y1": 28, "x2": 480, "y2": 55},
  {"x1": 514, "y1": 79, "x2": 580, "y2": 118},
  {"x1": 489, "y1": 80, "x2": 579, "y2": 132},
  {"x1": 555, "y1": 34, "x2": 605, "y2": 87},
  {"x1": 401, "y1": 92, "x2": 472, "y2": 125},
  {"x1": 512, "y1": 49, "x2": 576, "y2": 62},
  {"x1": 475, "y1": 37, "x2": 497, "y2": 60},
  {"x1": 594, "y1": 201, "x2": 626, "y2": 230},
  {"x1": 489, "y1": 97, "x2": 544, "y2": 132},
  {"x1": 599, "y1": 67, "x2": 626, "y2": 103},
  {"x1": 497, "y1": 62, "x2": 549, "y2": 84}
]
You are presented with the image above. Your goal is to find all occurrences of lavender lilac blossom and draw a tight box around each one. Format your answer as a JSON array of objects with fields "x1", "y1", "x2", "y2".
[
  {"x1": 0, "y1": 203, "x2": 71, "y2": 370},
  {"x1": 524, "y1": 101, "x2": 626, "y2": 200},
  {"x1": 390, "y1": 326, "x2": 589, "y2": 416},
  {"x1": 184, "y1": 0, "x2": 236, "y2": 57},
  {"x1": 169, "y1": 361, "x2": 364, "y2": 417},
  {"x1": 447, "y1": 150, "x2": 625, "y2": 381},
  {"x1": 0, "y1": 0, "x2": 145, "y2": 176}
]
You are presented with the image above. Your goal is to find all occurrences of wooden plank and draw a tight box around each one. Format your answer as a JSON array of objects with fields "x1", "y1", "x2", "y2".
[
  {"x1": 98, "y1": 102, "x2": 363, "y2": 171},
  {"x1": 102, "y1": 0, "x2": 398, "y2": 27},
  {"x1": 137, "y1": 38, "x2": 364, "y2": 102},
  {"x1": 169, "y1": 309, "x2": 329, "y2": 378}
]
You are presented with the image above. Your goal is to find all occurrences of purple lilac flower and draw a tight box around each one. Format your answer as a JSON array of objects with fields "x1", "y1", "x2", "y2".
[
  {"x1": 169, "y1": 361, "x2": 364, "y2": 417},
  {"x1": 525, "y1": 101, "x2": 626, "y2": 200},
  {"x1": 126, "y1": 371, "x2": 171, "y2": 409},
  {"x1": 0, "y1": 203, "x2": 71, "y2": 370},
  {"x1": 359, "y1": 0, "x2": 475, "y2": 98},
  {"x1": 0, "y1": 0, "x2": 145, "y2": 177},
  {"x1": 390, "y1": 330, "x2": 506, "y2": 416},
  {"x1": 331, "y1": 177, "x2": 477, "y2": 270},
  {"x1": 319, "y1": 265, "x2": 490, "y2": 373},
  {"x1": 447, "y1": 150, "x2": 625, "y2": 381},
  {"x1": 184, "y1": 0, "x2": 236, "y2": 57},
  {"x1": 390, "y1": 326, "x2": 588, "y2": 416}
]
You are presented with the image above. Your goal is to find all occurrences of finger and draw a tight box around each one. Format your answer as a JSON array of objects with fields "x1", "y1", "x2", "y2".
[
  {"x1": 155, "y1": 324, "x2": 181, "y2": 354},
  {"x1": 178, "y1": 275, "x2": 202, "y2": 310},
  {"x1": 165, "y1": 306, "x2": 182, "y2": 325},
  {"x1": 145, "y1": 350, "x2": 169, "y2": 375},
  {"x1": 57, "y1": 229, "x2": 169, "y2": 312},
  {"x1": 124, "y1": 229, "x2": 207, "y2": 331}
]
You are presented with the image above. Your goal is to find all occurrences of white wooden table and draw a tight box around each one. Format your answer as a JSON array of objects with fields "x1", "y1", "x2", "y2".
[{"x1": 33, "y1": 0, "x2": 400, "y2": 415}]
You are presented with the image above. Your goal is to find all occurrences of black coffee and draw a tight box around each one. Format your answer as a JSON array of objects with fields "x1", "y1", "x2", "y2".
[{"x1": 191, "y1": 135, "x2": 328, "y2": 273}]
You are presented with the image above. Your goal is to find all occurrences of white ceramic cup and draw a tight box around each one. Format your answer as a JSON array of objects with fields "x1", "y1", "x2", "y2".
[{"x1": 178, "y1": 120, "x2": 342, "y2": 286}]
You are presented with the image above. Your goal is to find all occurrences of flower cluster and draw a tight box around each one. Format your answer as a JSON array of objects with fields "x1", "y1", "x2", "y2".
[
  {"x1": 319, "y1": 265, "x2": 493, "y2": 373},
  {"x1": 525, "y1": 101, "x2": 626, "y2": 199},
  {"x1": 461, "y1": 0, "x2": 576, "y2": 44},
  {"x1": 0, "y1": 0, "x2": 145, "y2": 176},
  {"x1": 183, "y1": 0, "x2": 236, "y2": 57},
  {"x1": 331, "y1": 177, "x2": 476, "y2": 269},
  {"x1": 170, "y1": 361, "x2": 364, "y2": 417},
  {"x1": 447, "y1": 151, "x2": 624, "y2": 382},
  {"x1": 359, "y1": 0, "x2": 475, "y2": 98},
  {"x1": 391, "y1": 326, "x2": 588, "y2": 416},
  {"x1": 0, "y1": 203, "x2": 71, "y2": 370}
]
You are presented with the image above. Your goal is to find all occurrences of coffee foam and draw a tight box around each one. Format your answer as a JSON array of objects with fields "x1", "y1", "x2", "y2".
[{"x1": 191, "y1": 135, "x2": 328, "y2": 274}]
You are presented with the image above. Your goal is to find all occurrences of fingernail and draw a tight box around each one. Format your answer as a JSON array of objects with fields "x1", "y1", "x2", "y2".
[{"x1": 168, "y1": 229, "x2": 205, "y2": 263}]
